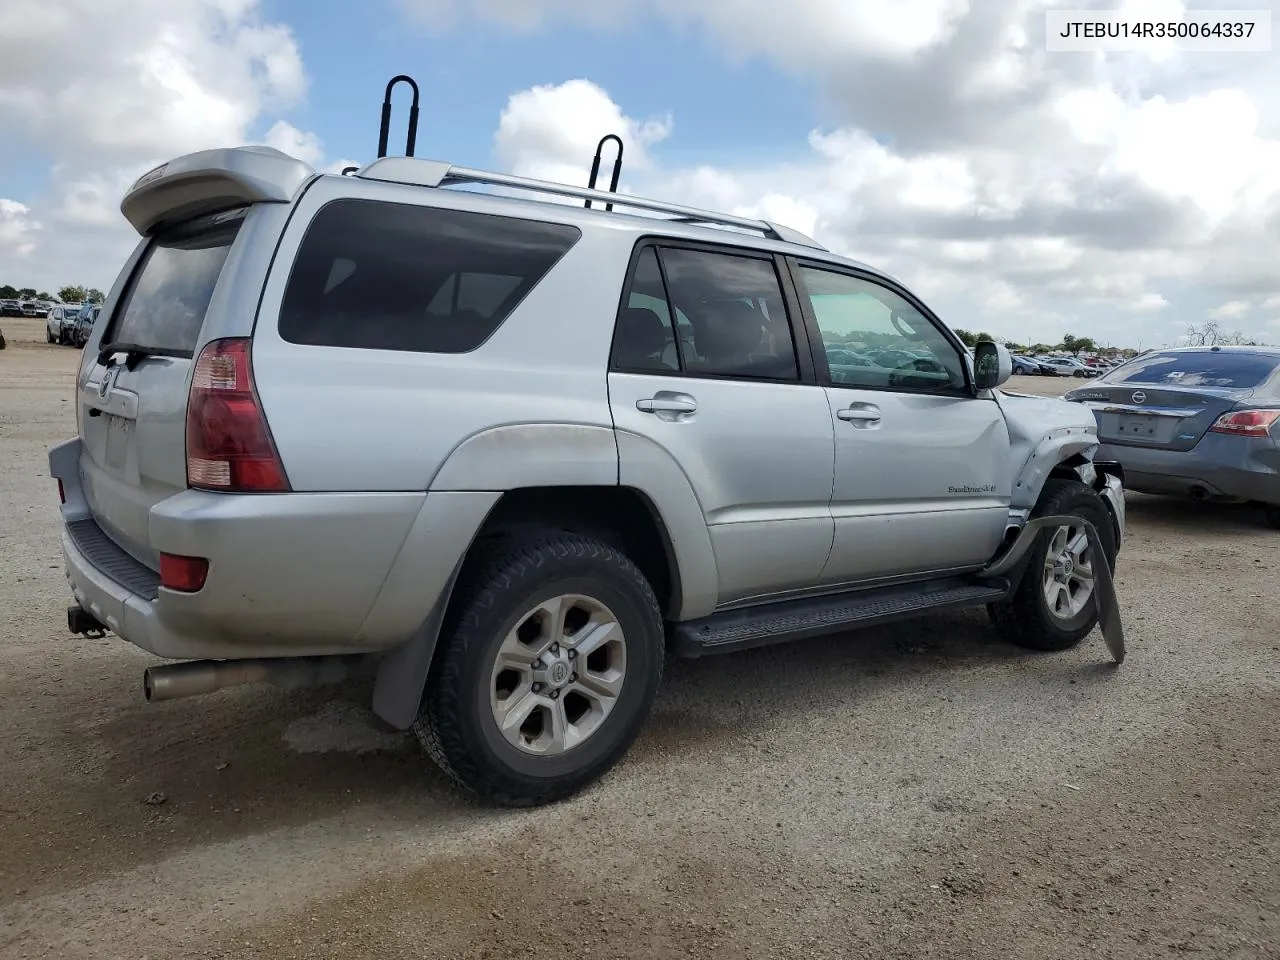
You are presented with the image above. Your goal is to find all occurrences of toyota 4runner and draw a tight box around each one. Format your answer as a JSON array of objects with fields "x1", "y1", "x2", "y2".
[{"x1": 51, "y1": 143, "x2": 1126, "y2": 807}]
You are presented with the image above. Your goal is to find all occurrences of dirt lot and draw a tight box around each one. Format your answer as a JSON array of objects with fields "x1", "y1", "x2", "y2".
[{"x1": 1, "y1": 316, "x2": 1277, "y2": 960}]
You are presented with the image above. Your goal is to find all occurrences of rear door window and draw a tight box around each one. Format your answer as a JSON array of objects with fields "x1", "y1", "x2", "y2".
[
  {"x1": 103, "y1": 209, "x2": 244, "y2": 357},
  {"x1": 1106, "y1": 351, "x2": 1280, "y2": 388},
  {"x1": 613, "y1": 245, "x2": 799, "y2": 381},
  {"x1": 279, "y1": 199, "x2": 581, "y2": 354}
]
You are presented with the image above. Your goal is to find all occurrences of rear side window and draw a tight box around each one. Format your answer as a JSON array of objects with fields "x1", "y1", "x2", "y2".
[
  {"x1": 279, "y1": 199, "x2": 581, "y2": 354},
  {"x1": 611, "y1": 244, "x2": 799, "y2": 381},
  {"x1": 104, "y1": 209, "x2": 243, "y2": 356},
  {"x1": 1105, "y1": 351, "x2": 1280, "y2": 389}
]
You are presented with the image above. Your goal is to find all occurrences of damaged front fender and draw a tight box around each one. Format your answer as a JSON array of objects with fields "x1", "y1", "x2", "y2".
[{"x1": 981, "y1": 514, "x2": 1125, "y2": 664}]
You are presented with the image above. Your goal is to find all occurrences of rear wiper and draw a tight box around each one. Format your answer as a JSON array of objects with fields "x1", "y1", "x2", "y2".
[{"x1": 97, "y1": 341, "x2": 157, "y2": 369}]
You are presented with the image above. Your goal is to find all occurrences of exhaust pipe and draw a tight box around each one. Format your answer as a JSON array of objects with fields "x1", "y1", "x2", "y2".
[{"x1": 143, "y1": 655, "x2": 368, "y2": 703}]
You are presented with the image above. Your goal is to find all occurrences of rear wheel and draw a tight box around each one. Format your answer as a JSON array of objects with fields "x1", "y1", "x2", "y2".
[
  {"x1": 415, "y1": 531, "x2": 664, "y2": 807},
  {"x1": 990, "y1": 479, "x2": 1118, "y2": 651}
]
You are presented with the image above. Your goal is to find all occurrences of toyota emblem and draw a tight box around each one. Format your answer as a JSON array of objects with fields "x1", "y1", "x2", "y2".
[{"x1": 1130, "y1": 390, "x2": 1146, "y2": 404}]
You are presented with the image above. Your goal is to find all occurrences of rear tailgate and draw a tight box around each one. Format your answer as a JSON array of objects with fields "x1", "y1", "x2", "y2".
[
  {"x1": 78, "y1": 209, "x2": 247, "y2": 569},
  {"x1": 1066, "y1": 383, "x2": 1245, "y2": 453}
]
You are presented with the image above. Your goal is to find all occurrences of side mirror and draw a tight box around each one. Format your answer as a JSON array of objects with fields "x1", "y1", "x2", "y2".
[{"x1": 973, "y1": 340, "x2": 1013, "y2": 390}]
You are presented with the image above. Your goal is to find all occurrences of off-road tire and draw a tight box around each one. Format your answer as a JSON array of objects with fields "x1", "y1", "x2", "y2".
[
  {"x1": 989, "y1": 478, "x2": 1118, "y2": 651},
  {"x1": 415, "y1": 531, "x2": 664, "y2": 807}
]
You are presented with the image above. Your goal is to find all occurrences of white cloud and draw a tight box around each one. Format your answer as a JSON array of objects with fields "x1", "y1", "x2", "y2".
[
  {"x1": 264, "y1": 121, "x2": 325, "y2": 168},
  {"x1": 410, "y1": 0, "x2": 1280, "y2": 347},
  {"x1": 1129, "y1": 294, "x2": 1169, "y2": 313},
  {"x1": 0, "y1": 0, "x2": 331, "y2": 292},
  {"x1": 0, "y1": 199, "x2": 41, "y2": 259},
  {"x1": 493, "y1": 79, "x2": 672, "y2": 191},
  {"x1": 1209, "y1": 300, "x2": 1251, "y2": 320}
]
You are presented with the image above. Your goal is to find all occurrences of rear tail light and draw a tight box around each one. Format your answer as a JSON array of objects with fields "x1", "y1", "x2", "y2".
[
  {"x1": 185, "y1": 338, "x2": 290, "y2": 492},
  {"x1": 1208, "y1": 409, "x2": 1280, "y2": 438},
  {"x1": 159, "y1": 553, "x2": 209, "y2": 592}
]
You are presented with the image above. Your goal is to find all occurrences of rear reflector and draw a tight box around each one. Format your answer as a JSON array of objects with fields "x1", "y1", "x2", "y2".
[
  {"x1": 186, "y1": 338, "x2": 290, "y2": 492},
  {"x1": 57, "y1": 478, "x2": 65, "y2": 504},
  {"x1": 1209, "y1": 409, "x2": 1280, "y2": 438},
  {"x1": 159, "y1": 553, "x2": 209, "y2": 592}
]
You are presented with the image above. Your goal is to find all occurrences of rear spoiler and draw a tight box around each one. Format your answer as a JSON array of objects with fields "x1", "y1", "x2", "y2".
[{"x1": 120, "y1": 146, "x2": 317, "y2": 236}]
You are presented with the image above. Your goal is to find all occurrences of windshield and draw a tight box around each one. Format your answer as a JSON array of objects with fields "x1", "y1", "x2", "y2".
[
  {"x1": 1102, "y1": 350, "x2": 1279, "y2": 389},
  {"x1": 103, "y1": 209, "x2": 243, "y2": 355}
]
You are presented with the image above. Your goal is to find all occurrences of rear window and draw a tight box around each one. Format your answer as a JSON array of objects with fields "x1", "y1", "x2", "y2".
[
  {"x1": 1104, "y1": 350, "x2": 1280, "y2": 389},
  {"x1": 104, "y1": 209, "x2": 243, "y2": 356},
  {"x1": 278, "y1": 199, "x2": 582, "y2": 354}
]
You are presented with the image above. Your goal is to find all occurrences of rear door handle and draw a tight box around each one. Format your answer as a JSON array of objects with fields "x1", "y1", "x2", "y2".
[
  {"x1": 637, "y1": 393, "x2": 697, "y2": 415},
  {"x1": 837, "y1": 404, "x2": 881, "y2": 423}
]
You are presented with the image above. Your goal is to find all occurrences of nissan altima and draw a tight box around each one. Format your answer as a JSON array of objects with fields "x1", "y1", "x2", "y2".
[{"x1": 1064, "y1": 346, "x2": 1280, "y2": 528}]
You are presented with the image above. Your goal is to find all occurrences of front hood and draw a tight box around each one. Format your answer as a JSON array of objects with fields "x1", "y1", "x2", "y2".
[{"x1": 997, "y1": 388, "x2": 1098, "y2": 433}]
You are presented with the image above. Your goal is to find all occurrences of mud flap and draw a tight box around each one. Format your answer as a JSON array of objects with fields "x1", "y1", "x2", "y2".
[{"x1": 981, "y1": 514, "x2": 1125, "y2": 664}]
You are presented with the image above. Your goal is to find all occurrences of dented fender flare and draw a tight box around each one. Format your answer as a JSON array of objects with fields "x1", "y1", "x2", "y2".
[{"x1": 981, "y1": 514, "x2": 1125, "y2": 664}]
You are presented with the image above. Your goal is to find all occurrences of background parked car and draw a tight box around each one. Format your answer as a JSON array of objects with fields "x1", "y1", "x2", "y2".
[
  {"x1": 71, "y1": 305, "x2": 101, "y2": 347},
  {"x1": 1011, "y1": 354, "x2": 1041, "y2": 375},
  {"x1": 0, "y1": 298, "x2": 22, "y2": 317},
  {"x1": 1065, "y1": 345, "x2": 1280, "y2": 528},
  {"x1": 45, "y1": 303, "x2": 82, "y2": 344},
  {"x1": 1038, "y1": 356, "x2": 1098, "y2": 378}
]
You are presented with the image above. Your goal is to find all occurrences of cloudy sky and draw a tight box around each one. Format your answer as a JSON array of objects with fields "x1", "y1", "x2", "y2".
[{"x1": 2, "y1": 0, "x2": 1279, "y2": 348}]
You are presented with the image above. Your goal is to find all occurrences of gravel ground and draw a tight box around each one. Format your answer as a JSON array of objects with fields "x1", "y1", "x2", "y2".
[{"x1": 1, "y1": 317, "x2": 1277, "y2": 959}]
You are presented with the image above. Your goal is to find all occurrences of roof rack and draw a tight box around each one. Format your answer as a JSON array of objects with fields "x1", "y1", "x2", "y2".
[
  {"x1": 378, "y1": 75, "x2": 420, "y2": 159},
  {"x1": 585, "y1": 134, "x2": 623, "y2": 212},
  {"x1": 357, "y1": 72, "x2": 825, "y2": 250},
  {"x1": 357, "y1": 157, "x2": 826, "y2": 249}
]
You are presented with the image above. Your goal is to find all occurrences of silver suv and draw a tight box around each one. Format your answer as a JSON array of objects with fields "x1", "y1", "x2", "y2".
[{"x1": 52, "y1": 142, "x2": 1126, "y2": 807}]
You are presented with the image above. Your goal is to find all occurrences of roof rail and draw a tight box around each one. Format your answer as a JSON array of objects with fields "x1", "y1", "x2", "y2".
[{"x1": 354, "y1": 157, "x2": 827, "y2": 249}]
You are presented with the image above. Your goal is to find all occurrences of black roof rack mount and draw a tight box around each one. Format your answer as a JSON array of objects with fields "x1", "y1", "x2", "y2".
[
  {"x1": 585, "y1": 134, "x2": 623, "y2": 213},
  {"x1": 377, "y1": 74, "x2": 420, "y2": 159}
]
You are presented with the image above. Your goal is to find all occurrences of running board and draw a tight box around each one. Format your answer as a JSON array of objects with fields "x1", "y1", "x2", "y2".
[{"x1": 670, "y1": 578, "x2": 1010, "y2": 658}]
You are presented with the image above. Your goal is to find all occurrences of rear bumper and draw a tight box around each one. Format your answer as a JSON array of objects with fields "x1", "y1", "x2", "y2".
[
  {"x1": 1096, "y1": 435, "x2": 1280, "y2": 505},
  {"x1": 51, "y1": 438, "x2": 499, "y2": 661}
]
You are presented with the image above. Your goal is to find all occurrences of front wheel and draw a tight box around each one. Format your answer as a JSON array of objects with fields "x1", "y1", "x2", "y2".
[
  {"x1": 46, "y1": 329, "x2": 55, "y2": 344},
  {"x1": 415, "y1": 531, "x2": 664, "y2": 807},
  {"x1": 989, "y1": 479, "x2": 1118, "y2": 651}
]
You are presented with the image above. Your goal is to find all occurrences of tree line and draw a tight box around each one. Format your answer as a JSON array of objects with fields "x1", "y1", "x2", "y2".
[
  {"x1": 953, "y1": 329, "x2": 1109, "y2": 356},
  {"x1": 1, "y1": 284, "x2": 106, "y2": 304}
]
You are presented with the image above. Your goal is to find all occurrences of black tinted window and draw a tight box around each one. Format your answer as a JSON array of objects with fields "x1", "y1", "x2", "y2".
[
  {"x1": 653, "y1": 247, "x2": 798, "y2": 380},
  {"x1": 105, "y1": 210, "x2": 242, "y2": 355},
  {"x1": 612, "y1": 248, "x2": 680, "y2": 372},
  {"x1": 1106, "y1": 351, "x2": 1280, "y2": 389},
  {"x1": 280, "y1": 200, "x2": 581, "y2": 354}
]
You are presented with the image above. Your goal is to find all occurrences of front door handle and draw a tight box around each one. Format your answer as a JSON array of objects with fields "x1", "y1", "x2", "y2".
[
  {"x1": 837, "y1": 404, "x2": 881, "y2": 423},
  {"x1": 637, "y1": 392, "x2": 697, "y2": 415}
]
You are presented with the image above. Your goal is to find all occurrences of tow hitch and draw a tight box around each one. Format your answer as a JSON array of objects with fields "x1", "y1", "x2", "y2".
[
  {"x1": 67, "y1": 604, "x2": 107, "y2": 639},
  {"x1": 981, "y1": 515, "x2": 1126, "y2": 664}
]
